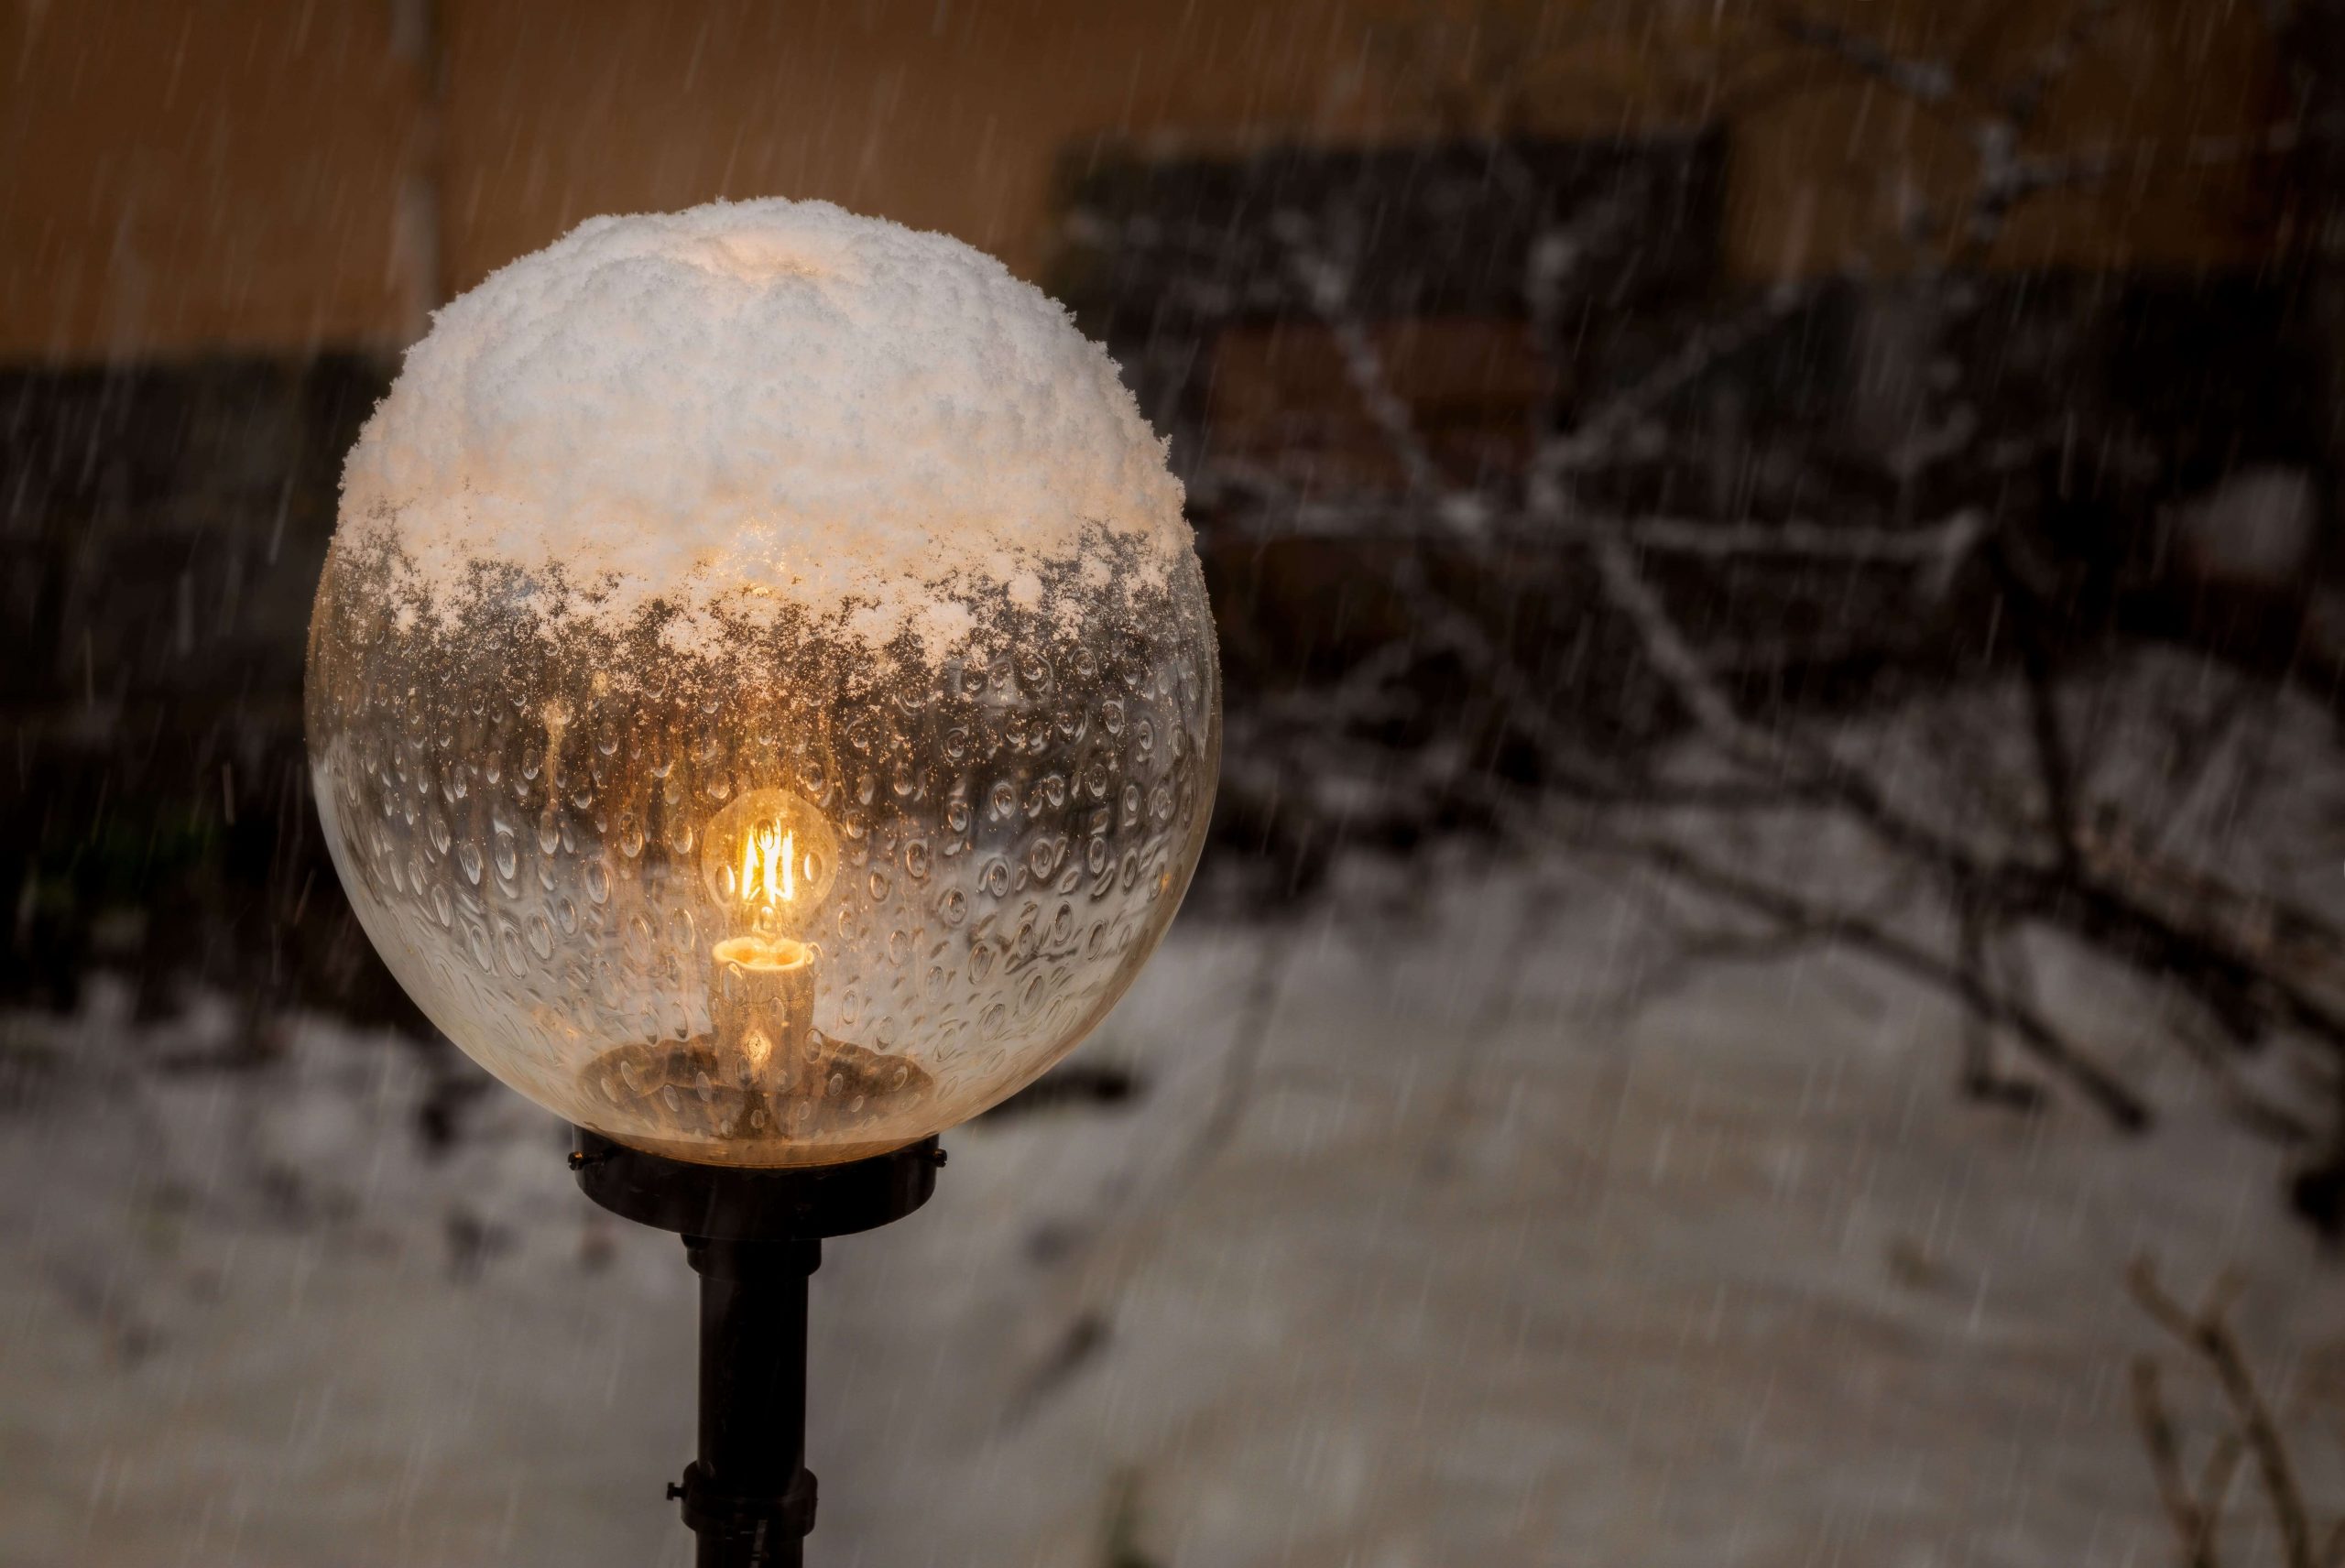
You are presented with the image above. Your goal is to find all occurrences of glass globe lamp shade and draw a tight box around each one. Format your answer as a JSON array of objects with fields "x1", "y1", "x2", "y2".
[{"x1": 305, "y1": 201, "x2": 1218, "y2": 1167}]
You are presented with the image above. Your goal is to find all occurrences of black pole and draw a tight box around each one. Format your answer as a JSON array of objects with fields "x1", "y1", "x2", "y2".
[
  {"x1": 677, "y1": 1236, "x2": 821, "y2": 1566},
  {"x1": 569, "y1": 1127, "x2": 942, "y2": 1564}
]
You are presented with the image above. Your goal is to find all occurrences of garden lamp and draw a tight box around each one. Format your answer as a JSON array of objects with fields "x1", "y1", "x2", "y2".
[{"x1": 304, "y1": 198, "x2": 1219, "y2": 1564}]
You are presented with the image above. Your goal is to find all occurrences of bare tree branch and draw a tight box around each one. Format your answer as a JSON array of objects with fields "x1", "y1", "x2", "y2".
[
  {"x1": 1168, "y1": 0, "x2": 2345, "y2": 1235},
  {"x1": 1607, "y1": 831, "x2": 2153, "y2": 1128},
  {"x1": 2132, "y1": 1354, "x2": 2225, "y2": 1568},
  {"x1": 2128, "y1": 1259, "x2": 2318, "y2": 1568}
]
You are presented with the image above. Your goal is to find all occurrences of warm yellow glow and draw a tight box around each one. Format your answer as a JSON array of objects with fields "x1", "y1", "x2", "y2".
[
  {"x1": 736, "y1": 823, "x2": 800, "y2": 909},
  {"x1": 739, "y1": 1028, "x2": 773, "y2": 1073},
  {"x1": 739, "y1": 824, "x2": 799, "y2": 908},
  {"x1": 702, "y1": 789, "x2": 837, "y2": 926},
  {"x1": 713, "y1": 934, "x2": 813, "y2": 973}
]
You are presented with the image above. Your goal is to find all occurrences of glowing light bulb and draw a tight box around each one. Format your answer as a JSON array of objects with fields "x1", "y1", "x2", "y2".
[
  {"x1": 702, "y1": 789, "x2": 836, "y2": 934},
  {"x1": 304, "y1": 198, "x2": 1218, "y2": 1168}
]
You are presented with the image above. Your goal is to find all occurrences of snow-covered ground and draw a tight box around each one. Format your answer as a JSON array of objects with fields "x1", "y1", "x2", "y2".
[{"x1": 2, "y1": 852, "x2": 2340, "y2": 1567}]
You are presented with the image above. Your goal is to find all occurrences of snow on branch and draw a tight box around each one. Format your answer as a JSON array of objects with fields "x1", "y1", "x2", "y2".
[
  {"x1": 1271, "y1": 211, "x2": 1489, "y2": 532},
  {"x1": 1768, "y1": 11, "x2": 1963, "y2": 107}
]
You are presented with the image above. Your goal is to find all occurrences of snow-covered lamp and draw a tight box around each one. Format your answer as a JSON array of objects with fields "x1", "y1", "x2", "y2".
[{"x1": 304, "y1": 199, "x2": 1219, "y2": 1563}]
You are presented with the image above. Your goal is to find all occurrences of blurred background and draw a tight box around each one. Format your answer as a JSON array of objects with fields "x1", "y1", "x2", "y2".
[{"x1": 8, "y1": 2, "x2": 2345, "y2": 1563}]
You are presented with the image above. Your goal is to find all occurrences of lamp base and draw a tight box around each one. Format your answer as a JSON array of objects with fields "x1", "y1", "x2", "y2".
[
  {"x1": 569, "y1": 1127, "x2": 945, "y2": 1567},
  {"x1": 577, "y1": 1038, "x2": 936, "y2": 1168}
]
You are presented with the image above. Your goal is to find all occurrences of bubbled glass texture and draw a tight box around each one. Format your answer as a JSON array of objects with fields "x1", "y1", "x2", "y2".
[{"x1": 305, "y1": 537, "x2": 1218, "y2": 1166}]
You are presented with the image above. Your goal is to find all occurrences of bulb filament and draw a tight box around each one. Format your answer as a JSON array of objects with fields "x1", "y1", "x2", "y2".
[{"x1": 740, "y1": 824, "x2": 797, "y2": 908}]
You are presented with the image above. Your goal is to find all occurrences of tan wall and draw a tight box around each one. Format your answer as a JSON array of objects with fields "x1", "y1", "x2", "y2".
[
  {"x1": 2, "y1": 1, "x2": 424, "y2": 360},
  {"x1": 1, "y1": 0, "x2": 2292, "y2": 363}
]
